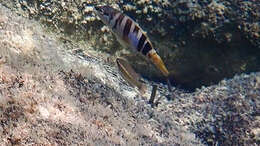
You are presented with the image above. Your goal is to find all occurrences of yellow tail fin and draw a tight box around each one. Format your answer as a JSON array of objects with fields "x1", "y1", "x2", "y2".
[
  {"x1": 149, "y1": 52, "x2": 169, "y2": 77},
  {"x1": 149, "y1": 52, "x2": 172, "y2": 92}
]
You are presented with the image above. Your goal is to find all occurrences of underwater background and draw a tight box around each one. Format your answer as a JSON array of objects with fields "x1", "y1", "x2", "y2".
[
  {"x1": 1, "y1": 0, "x2": 259, "y2": 90},
  {"x1": 0, "y1": 0, "x2": 259, "y2": 145}
]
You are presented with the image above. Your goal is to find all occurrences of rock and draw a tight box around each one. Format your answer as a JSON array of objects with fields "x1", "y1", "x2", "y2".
[
  {"x1": 1, "y1": 0, "x2": 259, "y2": 90},
  {"x1": 0, "y1": 2, "x2": 259, "y2": 145}
]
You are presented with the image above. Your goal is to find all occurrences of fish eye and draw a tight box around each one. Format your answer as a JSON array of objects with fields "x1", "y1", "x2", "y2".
[
  {"x1": 95, "y1": 7, "x2": 101, "y2": 11},
  {"x1": 100, "y1": 9, "x2": 108, "y2": 16},
  {"x1": 103, "y1": 12, "x2": 109, "y2": 16},
  {"x1": 95, "y1": 7, "x2": 105, "y2": 13}
]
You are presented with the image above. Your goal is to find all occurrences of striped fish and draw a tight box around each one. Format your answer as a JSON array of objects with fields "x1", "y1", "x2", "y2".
[{"x1": 94, "y1": 6, "x2": 172, "y2": 91}]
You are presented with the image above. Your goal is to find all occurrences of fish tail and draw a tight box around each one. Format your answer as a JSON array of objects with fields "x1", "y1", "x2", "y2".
[
  {"x1": 148, "y1": 52, "x2": 169, "y2": 77},
  {"x1": 149, "y1": 51, "x2": 173, "y2": 92}
]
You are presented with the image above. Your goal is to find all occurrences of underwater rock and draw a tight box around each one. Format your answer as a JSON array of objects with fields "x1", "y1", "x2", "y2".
[
  {"x1": 1, "y1": 0, "x2": 259, "y2": 90},
  {"x1": 0, "y1": 3, "x2": 259, "y2": 145}
]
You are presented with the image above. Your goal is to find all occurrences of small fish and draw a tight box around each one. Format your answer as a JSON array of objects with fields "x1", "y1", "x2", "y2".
[
  {"x1": 149, "y1": 84, "x2": 158, "y2": 105},
  {"x1": 116, "y1": 57, "x2": 146, "y2": 94},
  {"x1": 94, "y1": 6, "x2": 172, "y2": 91}
]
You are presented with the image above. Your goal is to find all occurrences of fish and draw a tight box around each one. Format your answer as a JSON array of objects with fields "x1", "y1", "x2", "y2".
[
  {"x1": 149, "y1": 84, "x2": 158, "y2": 106},
  {"x1": 94, "y1": 6, "x2": 172, "y2": 91},
  {"x1": 116, "y1": 57, "x2": 146, "y2": 94}
]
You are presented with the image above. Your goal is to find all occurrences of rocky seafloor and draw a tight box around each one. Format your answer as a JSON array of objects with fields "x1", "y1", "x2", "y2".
[
  {"x1": 0, "y1": 0, "x2": 259, "y2": 90},
  {"x1": 0, "y1": 2, "x2": 259, "y2": 146}
]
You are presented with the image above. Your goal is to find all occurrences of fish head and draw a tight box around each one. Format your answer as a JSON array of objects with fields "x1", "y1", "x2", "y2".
[{"x1": 94, "y1": 6, "x2": 116, "y2": 26}]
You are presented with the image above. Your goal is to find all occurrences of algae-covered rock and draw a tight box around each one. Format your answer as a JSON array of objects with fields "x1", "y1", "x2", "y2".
[
  {"x1": 1, "y1": 0, "x2": 259, "y2": 90},
  {"x1": 0, "y1": 4, "x2": 199, "y2": 145},
  {"x1": 0, "y1": 2, "x2": 259, "y2": 145}
]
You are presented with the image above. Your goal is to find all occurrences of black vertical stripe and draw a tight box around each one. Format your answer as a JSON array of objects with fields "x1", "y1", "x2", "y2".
[
  {"x1": 123, "y1": 19, "x2": 132, "y2": 38},
  {"x1": 109, "y1": 13, "x2": 113, "y2": 21},
  {"x1": 137, "y1": 34, "x2": 146, "y2": 51},
  {"x1": 142, "y1": 42, "x2": 152, "y2": 55},
  {"x1": 112, "y1": 15, "x2": 119, "y2": 29},
  {"x1": 117, "y1": 14, "x2": 125, "y2": 26}
]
